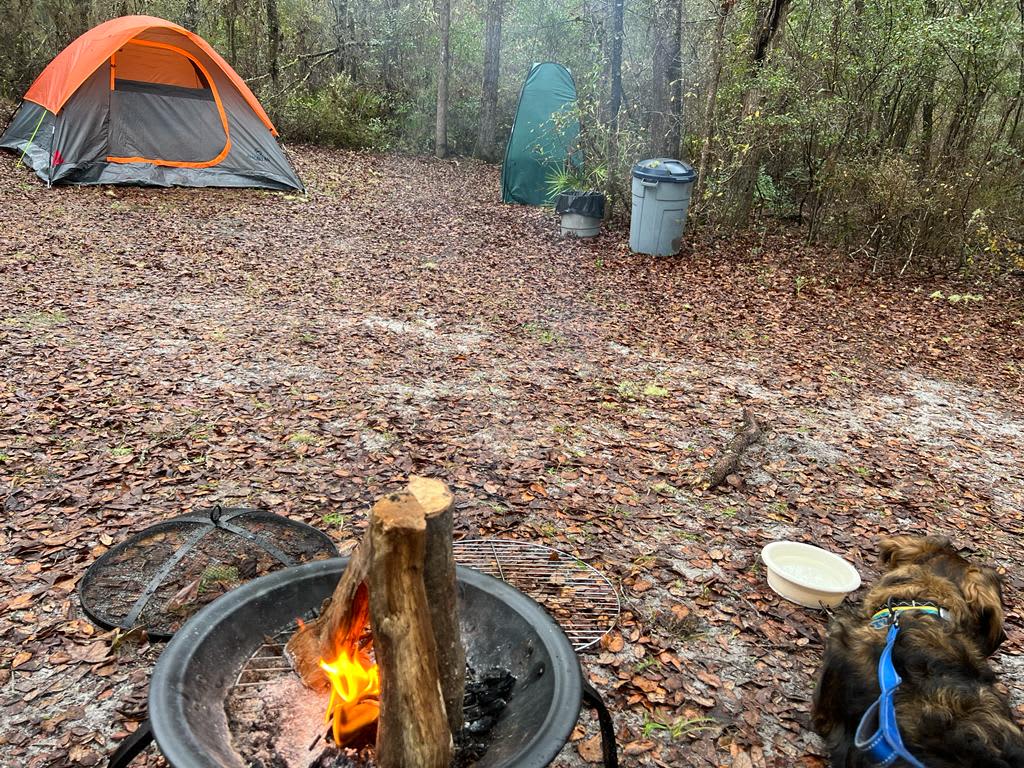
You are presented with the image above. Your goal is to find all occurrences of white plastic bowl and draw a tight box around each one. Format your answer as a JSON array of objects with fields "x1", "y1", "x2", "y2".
[{"x1": 761, "y1": 541, "x2": 861, "y2": 609}]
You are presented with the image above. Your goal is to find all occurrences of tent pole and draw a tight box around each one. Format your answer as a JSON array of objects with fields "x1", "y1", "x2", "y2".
[
  {"x1": 46, "y1": 123, "x2": 55, "y2": 187},
  {"x1": 19, "y1": 108, "x2": 47, "y2": 164}
]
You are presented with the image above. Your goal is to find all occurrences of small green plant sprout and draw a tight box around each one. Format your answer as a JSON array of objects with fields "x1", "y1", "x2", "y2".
[
  {"x1": 110, "y1": 445, "x2": 133, "y2": 457},
  {"x1": 641, "y1": 713, "x2": 718, "y2": 740},
  {"x1": 322, "y1": 512, "x2": 346, "y2": 527},
  {"x1": 523, "y1": 322, "x2": 559, "y2": 345},
  {"x1": 930, "y1": 291, "x2": 983, "y2": 304},
  {"x1": 634, "y1": 656, "x2": 663, "y2": 674},
  {"x1": 794, "y1": 275, "x2": 809, "y2": 295},
  {"x1": 198, "y1": 564, "x2": 240, "y2": 593},
  {"x1": 615, "y1": 380, "x2": 640, "y2": 399},
  {"x1": 2, "y1": 309, "x2": 68, "y2": 329},
  {"x1": 286, "y1": 430, "x2": 318, "y2": 445},
  {"x1": 643, "y1": 383, "x2": 669, "y2": 398}
]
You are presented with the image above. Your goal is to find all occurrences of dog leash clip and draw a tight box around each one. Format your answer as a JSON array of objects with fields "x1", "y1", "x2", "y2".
[{"x1": 885, "y1": 597, "x2": 900, "y2": 628}]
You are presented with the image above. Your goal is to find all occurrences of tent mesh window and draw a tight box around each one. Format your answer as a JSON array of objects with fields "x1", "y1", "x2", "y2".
[{"x1": 79, "y1": 506, "x2": 338, "y2": 639}]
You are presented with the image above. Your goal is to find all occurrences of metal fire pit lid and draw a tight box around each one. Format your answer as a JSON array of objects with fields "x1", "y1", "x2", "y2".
[
  {"x1": 453, "y1": 538, "x2": 620, "y2": 651},
  {"x1": 79, "y1": 506, "x2": 338, "y2": 640}
]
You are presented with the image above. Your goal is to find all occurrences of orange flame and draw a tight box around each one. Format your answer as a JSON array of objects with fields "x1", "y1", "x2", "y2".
[{"x1": 318, "y1": 642, "x2": 380, "y2": 745}]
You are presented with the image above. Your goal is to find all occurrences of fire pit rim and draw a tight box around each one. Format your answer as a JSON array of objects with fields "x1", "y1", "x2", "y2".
[{"x1": 149, "y1": 557, "x2": 584, "y2": 768}]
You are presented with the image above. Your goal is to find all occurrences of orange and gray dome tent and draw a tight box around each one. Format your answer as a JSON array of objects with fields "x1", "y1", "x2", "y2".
[{"x1": 0, "y1": 15, "x2": 303, "y2": 191}]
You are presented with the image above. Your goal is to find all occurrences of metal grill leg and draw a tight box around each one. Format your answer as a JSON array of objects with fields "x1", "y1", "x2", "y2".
[
  {"x1": 581, "y1": 677, "x2": 618, "y2": 768},
  {"x1": 107, "y1": 719, "x2": 153, "y2": 768}
]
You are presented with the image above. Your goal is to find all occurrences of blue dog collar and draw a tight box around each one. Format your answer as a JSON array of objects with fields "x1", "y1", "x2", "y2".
[{"x1": 854, "y1": 620, "x2": 928, "y2": 767}]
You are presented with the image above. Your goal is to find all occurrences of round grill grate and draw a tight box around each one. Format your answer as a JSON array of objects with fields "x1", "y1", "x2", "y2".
[
  {"x1": 79, "y1": 506, "x2": 338, "y2": 639},
  {"x1": 452, "y1": 538, "x2": 620, "y2": 651}
]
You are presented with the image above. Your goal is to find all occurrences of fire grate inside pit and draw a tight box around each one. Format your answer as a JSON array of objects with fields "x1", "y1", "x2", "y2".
[{"x1": 452, "y1": 539, "x2": 620, "y2": 652}]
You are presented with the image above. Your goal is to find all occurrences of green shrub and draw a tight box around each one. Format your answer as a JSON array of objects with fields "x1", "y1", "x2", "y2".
[
  {"x1": 275, "y1": 74, "x2": 392, "y2": 150},
  {"x1": 819, "y1": 154, "x2": 1023, "y2": 275}
]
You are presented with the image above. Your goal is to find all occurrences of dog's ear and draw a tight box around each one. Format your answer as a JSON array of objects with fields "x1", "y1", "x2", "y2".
[
  {"x1": 877, "y1": 535, "x2": 953, "y2": 570},
  {"x1": 961, "y1": 566, "x2": 1006, "y2": 656}
]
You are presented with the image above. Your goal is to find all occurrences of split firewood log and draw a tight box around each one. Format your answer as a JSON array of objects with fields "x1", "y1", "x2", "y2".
[
  {"x1": 284, "y1": 476, "x2": 466, "y2": 743},
  {"x1": 408, "y1": 475, "x2": 465, "y2": 735},
  {"x1": 284, "y1": 529, "x2": 371, "y2": 691},
  {"x1": 368, "y1": 491, "x2": 453, "y2": 768}
]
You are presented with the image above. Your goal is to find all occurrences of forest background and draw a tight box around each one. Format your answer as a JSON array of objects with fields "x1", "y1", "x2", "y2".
[{"x1": 2, "y1": 0, "x2": 1022, "y2": 275}]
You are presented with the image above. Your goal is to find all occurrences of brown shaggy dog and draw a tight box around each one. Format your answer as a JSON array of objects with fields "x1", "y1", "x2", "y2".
[{"x1": 812, "y1": 535, "x2": 1024, "y2": 767}]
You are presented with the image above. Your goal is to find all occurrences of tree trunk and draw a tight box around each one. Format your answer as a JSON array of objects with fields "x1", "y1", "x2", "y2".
[
  {"x1": 227, "y1": 0, "x2": 238, "y2": 66},
  {"x1": 602, "y1": 0, "x2": 626, "y2": 217},
  {"x1": 368, "y1": 492, "x2": 454, "y2": 768},
  {"x1": 649, "y1": 0, "x2": 681, "y2": 156},
  {"x1": 696, "y1": 0, "x2": 733, "y2": 192},
  {"x1": 435, "y1": 0, "x2": 451, "y2": 158},
  {"x1": 609, "y1": 0, "x2": 625, "y2": 132},
  {"x1": 382, "y1": 0, "x2": 400, "y2": 89},
  {"x1": 921, "y1": 0, "x2": 937, "y2": 174},
  {"x1": 669, "y1": 0, "x2": 683, "y2": 156},
  {"x1": 182, "y1": 0, "x2": 200, "y2": 31},
  {"x1": 267, "y1": 0, "x2": 281, "y2": 87},
  {"x1": 727, "y1": 0, "x2": 790, "y2": 228},
  {"x1": 475, "y1": 0, "x2": 505, "y2": 161},
  {"x1": 330, "y1": 0, "x2": 349, "y2": 75}
]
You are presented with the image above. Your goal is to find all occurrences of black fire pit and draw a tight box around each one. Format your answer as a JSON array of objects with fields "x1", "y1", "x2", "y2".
[{"x1": 128, "y1": 558, "x2": 616, "y2": 768}]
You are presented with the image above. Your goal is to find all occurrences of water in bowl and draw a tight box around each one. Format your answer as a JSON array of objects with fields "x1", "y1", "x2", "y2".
[{"x1": 776, "y1": 556, "x2": 845, "y2": 590}]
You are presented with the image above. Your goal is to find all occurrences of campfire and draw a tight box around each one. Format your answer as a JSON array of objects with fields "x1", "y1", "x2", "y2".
[
  {"x1": 145, "y1": 512, "x2": 601, "y2": 768},
  {"x1": 318, "y1": 632, "x2": 379, "y2": 746},
  {"x1": 135, "y1": 472, "x2": 613, "y2": 768},
  {"x1": 285, "y1": 477, "x2": 466, "y2": 767}
]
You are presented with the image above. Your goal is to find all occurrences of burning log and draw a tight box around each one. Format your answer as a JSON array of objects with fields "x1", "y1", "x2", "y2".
[
  {"x1": 284, "y1": 477, "x2": 466, "y2": 765},
  {"x1": 368, "y1": 491, "x2": 454, "y2": 767},
  {"x1": 284, "y1": 530, "x2": 371, "y2": 692},
  {"x1": 409, "y1": 475, "x2": 466, "y2": 736}
]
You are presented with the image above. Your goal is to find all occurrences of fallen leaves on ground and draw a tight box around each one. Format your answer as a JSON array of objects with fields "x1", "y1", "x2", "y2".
[{"x1": 1, "y1": 145, "x2": 1022, "y2": 767}]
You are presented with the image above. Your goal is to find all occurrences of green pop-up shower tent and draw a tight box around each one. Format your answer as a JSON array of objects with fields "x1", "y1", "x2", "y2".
[{"x1": 501, "y1": 62, "x2": 579, "y2": 205}]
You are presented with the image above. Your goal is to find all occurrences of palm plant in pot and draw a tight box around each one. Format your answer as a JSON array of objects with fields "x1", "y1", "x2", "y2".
[{"x1": 547, "y1": 162, "x2": 607, "y2": 239}]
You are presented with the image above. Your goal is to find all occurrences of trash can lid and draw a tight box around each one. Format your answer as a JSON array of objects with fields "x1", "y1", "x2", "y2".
[{"x1": 632, "y1": 158, "x2": 697, "y2": 184}]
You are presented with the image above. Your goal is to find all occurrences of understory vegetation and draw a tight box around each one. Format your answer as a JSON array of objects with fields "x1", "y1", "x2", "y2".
[{"x1": 1, "y1": 0, "x2": 1022, "y2": 275}]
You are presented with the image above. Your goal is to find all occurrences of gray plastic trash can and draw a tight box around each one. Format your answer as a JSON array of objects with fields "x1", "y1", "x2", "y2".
[{"x1": 629, "y1": 158, "x2": 697, "y2": 256}]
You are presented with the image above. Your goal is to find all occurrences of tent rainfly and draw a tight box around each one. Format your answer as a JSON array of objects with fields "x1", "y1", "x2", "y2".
[
  {"x1": 0, "y1": 15, "x2": 303, "y2": 191},
  {"x1": 501, "y1": 62, "x2": 580, "y2": 206}
]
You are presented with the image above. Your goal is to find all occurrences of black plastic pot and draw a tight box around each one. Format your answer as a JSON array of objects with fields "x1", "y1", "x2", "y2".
[
  {"x1": 554, "y1": 191, "x2": 605, "y2": 219},
  {"x1": 112, "y1": 558, "x2": 617, "y2": 768}
]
